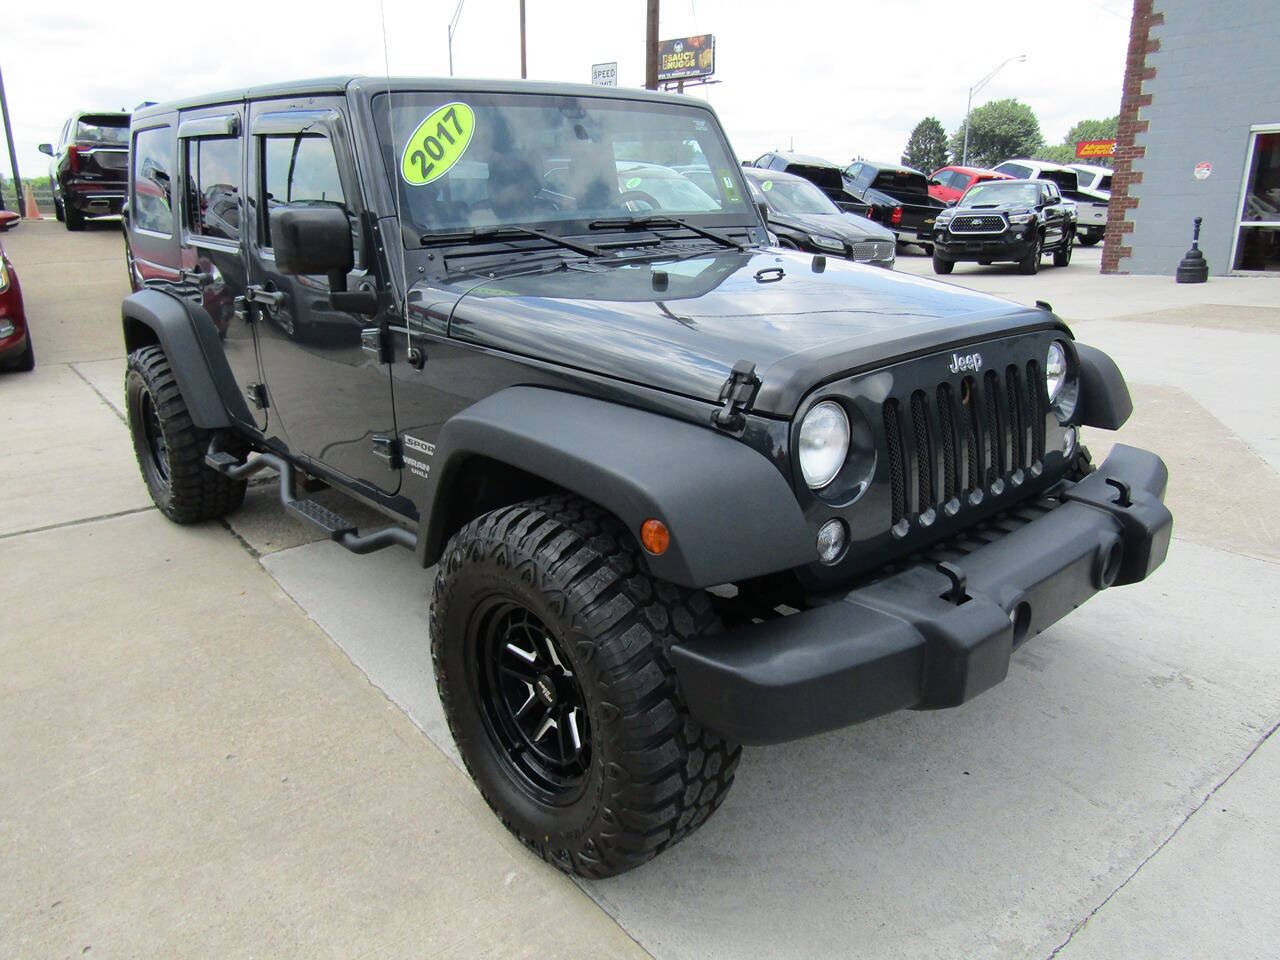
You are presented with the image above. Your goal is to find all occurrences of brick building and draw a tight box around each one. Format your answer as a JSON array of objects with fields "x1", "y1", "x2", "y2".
[{"x1": 1103, "y1": 0, "x2": 1280, "y2": 274}]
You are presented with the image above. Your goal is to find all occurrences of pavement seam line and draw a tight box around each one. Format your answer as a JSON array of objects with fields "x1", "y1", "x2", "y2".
[
  {"x1": 1046, "y1": 715, "x2": 1280, "y2": 958},
  {"x1": 69, "y1": 361, "x2": 126, "y2": 425},
  {"x1": 0, "y1": 505, "x2": 155, "y2": 541}
]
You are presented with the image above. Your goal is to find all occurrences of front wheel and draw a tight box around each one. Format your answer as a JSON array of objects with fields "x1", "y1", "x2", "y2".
[
  {"x1": 1053, "y1": 232, "x2": 1074, "y2": 267},
  {"x1": 125, "y1": 345, "x2": 247, "y2": 523},
  {"x1": 431, "y1": 495, "x2": 741, "y2": 878},
  {"x1": 932, "y1": 254, "x2": 954, "y2": 274},
  {"x1": 1019, "y1": 234, "x2": 1042, "y2": 275}
]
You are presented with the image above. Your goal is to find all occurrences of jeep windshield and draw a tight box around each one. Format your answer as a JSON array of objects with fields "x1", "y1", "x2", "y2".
[{"x1": 374, "y1": 91, "x2": 752, "y2": 247}]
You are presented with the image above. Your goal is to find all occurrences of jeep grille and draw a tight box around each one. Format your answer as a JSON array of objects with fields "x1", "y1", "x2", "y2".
[{"x1": 884, "y1": 360, "x2": 1046, "y2": 527}]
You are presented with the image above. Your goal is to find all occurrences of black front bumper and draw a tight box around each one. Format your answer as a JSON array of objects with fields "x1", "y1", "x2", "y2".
[
  {"x1": 934, "y1": 228, "x2": 1036, "y2": 261},
  {"x1": 670, "y1": 445, "x2": 1172, "y2": 745}
]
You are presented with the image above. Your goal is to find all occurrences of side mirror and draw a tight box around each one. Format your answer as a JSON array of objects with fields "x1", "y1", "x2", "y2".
[
  {"x1": 946, "y1": 199, "x2": 957, "y2": 207},
  {"x1": 928, "y1": 178, "x2": 942, "y2": 186},
  {"x1": 0, "y1": 210, "x2": 20, "y2": 232},
  {"x1": 38, "y1": 143, "x2": 53, "y2": 156},
  {"x1": 270, "y1": 204, "x2": 354, "y2": 291}
]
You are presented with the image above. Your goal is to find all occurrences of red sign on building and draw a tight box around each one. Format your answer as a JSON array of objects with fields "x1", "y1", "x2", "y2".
[{"x1": 1075, "y1": 139, "x2": 1117, "y2": 159}]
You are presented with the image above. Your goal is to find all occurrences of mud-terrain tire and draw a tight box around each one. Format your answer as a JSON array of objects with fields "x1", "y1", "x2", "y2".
[
  {"x1": 125, "y1": 345, "x2": 246, "y2": 523},
  {"x1": 431, "y1": 494, "x2": 741, "y2": 878}
]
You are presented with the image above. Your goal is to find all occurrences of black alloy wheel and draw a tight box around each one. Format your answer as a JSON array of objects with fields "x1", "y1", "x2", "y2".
[{"x1": 472, "y1": 598, "x2": 592, "y2": 802}]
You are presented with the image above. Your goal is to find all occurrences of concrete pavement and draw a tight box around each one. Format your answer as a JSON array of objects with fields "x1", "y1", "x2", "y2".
[{"x1": 3, "y1": 219, "x2": 1279, "y2": 958}]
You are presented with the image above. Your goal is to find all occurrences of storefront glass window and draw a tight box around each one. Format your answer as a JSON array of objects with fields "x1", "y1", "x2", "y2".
[{"x1": 1234, "y1": 131, "x2": 1280, "y2": 271}]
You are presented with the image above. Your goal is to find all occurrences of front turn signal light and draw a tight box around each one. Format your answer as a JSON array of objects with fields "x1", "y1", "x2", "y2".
[{"x1": 640, "y1": 519, "x2": 670, "y2": 556}]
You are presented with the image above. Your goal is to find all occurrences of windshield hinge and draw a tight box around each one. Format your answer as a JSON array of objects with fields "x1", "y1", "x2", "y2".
[
  {"x1": 711, "y1": 360, "x2": 761, "y2": 432},
  {"x1": 361, "y1": 324, "x2": 393, "y2": 364}
]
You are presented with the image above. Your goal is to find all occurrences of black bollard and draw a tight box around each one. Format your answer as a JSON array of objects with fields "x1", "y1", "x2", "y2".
[{"x1": 1176, "y1": 216, "x2": 1209, "y2": 283}]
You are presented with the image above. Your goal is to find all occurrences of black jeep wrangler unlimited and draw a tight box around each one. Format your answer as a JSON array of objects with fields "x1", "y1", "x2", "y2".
[{"x1": 120, "y1": 77, "x2": 1172, "y2": 878}]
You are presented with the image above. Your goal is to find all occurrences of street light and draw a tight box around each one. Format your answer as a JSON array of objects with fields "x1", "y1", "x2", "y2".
[
  {"x1": 448, "y1": 0, "x2": 466, "y2": 76},
  {"x1": 961, "y1": 54, "x2": 1026, "y2": 166}
]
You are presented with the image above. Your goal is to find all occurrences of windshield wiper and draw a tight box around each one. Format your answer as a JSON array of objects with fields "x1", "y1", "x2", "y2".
[
  {"x1": 420, "y1": 225, "x2": 605, "y2": 258},
  {"x1": 588, "y1": 216, "x2": 745, "y2": 252}
]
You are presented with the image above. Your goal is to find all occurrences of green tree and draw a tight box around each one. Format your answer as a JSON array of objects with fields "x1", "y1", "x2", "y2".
[
  {"x1": 949, "y1": 98, "x2": 1044, "y2": 168},
  {"x1": 901, "y1": 117, "x2": 949, "y2": 173}
]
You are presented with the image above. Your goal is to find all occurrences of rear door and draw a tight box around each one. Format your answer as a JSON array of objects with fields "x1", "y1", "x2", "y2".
[
  {"x1": 245, "y1": 99, "x2": 399, "y2": 495},
  {"x1": 175, "y1": 105, "x2": 265, "y2": 430}
]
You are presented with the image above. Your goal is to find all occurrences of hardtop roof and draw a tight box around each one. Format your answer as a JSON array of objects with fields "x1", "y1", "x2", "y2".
[{"x1": 132, "y1": 75, "x2": 709, "y2": 122}]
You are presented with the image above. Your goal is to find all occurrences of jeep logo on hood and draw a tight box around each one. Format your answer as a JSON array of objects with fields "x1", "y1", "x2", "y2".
[{"x1": 949, "y1": 351, "x2": 983, "y2": 374}]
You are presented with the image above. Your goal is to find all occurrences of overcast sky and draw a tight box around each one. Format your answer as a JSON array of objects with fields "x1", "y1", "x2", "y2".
[{"x1": 2, "y1": 0, "x2": 1132, "y2": 180}]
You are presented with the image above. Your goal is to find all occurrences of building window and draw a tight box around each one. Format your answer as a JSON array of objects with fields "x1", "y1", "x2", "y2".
[{"x1": 1234, "y1": 130, "x2": 1280, "y2": 271}]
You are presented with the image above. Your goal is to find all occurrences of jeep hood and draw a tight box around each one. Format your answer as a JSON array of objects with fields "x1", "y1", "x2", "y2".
[{"x1": 438, "y1": 249, "x2": 1066, "y2": 416}]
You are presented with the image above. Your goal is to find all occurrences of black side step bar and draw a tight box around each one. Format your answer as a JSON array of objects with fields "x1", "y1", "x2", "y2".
[{"x1": 205, "y1": 444, "x2": 416, "y2": 556}]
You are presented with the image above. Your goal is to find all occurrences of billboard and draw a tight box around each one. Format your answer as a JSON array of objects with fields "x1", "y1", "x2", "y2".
[
  {"x1": 1075, "y1": 139, "x2": 1117, "y2": 159},
  {"x1": 658, "y1": 34, "x2": 715, "y2": 82}
]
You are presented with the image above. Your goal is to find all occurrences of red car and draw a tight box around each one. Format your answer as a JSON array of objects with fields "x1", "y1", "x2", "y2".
[
  {"x1": 928, "y1": 165, "x2": 1013, "y2": 205},
  {"x1": 0, "y1": 210, "x2": 34, "y2": 372}
]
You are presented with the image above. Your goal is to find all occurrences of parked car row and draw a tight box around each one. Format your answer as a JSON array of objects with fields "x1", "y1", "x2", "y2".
[{"x1": 747, "y1": 145, "x2": 1111, "y2": 266}]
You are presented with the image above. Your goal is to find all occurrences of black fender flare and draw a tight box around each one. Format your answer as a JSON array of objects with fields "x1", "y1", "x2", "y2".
[
  {"x1": 419, "y1": 386, "x2": 815, "y2": 589},
  {"x1": 121, "y1": 289, "x2": 251, "y2": 429},
  {"x1": 1075, "y1": 342, "x2": 1133, "y2": 430}
]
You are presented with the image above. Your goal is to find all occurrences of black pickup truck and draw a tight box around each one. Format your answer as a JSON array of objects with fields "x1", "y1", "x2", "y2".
[{"x1": 842, "y1": 161, "x2": 947, "y2": 254}]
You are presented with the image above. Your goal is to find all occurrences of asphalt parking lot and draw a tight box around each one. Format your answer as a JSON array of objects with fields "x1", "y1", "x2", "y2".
[{"x1": 4, "y1": 219, "x2": 1279, "y2": 959}]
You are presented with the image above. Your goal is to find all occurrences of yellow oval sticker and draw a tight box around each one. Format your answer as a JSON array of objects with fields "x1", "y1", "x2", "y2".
[
  {"x1": 625, "y1": 176, "x2": 643, "y2": 189},
  {"x1": 400, "y1": 102, "x2": 475, "y2": 186},
  {"x1": 761, "y1": 180, "x2": 773, "y2": 192}
]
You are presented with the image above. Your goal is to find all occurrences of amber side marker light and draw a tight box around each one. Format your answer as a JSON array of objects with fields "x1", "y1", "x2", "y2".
[{"x1": 640, "y1": 519, "x2": 670, "y2": 555}]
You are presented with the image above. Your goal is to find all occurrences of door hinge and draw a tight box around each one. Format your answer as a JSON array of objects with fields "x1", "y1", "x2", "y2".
[
  {"x1": 361, "y1": 325, "x2": 393, "y2": 364},
  {"x1": 246, "y1": 382, "x2": 269, "y2": 409},
  {"x1": 711, "y1": 360, "x2": 761, "y2": 432},
  {"x1": 371, "y1": 434, "x2": 403, "y2": 469}
]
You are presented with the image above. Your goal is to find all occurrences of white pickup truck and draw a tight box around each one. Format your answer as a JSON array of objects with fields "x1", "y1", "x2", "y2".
[{"x1": 994, "y1": 158, "x2": 1110, "y2": 247}]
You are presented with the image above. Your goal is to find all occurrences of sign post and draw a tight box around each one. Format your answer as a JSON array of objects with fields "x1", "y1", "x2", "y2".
[{"x1": 591, "y1": 62, "x2": 618, "y2": 86}]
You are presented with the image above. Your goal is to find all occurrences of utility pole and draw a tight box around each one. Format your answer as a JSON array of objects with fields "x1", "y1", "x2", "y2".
[
  {"x1": 645, "y1": 0, "x2": 659, "y2": 90},
  {"x1": 519, "y1": 0, "x2": 527, "y2": 78},
  {"x1": 0, "y1": 64, "x2": 23, "y2": 216},
  {"x1": 448, "y1": 0, "x2": 466, "y2": 77}
]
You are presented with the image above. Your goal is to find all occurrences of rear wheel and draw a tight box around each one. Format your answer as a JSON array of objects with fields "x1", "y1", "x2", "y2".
[
  {"x1": 54, "y1": 198, "x2": 65, "y2": 223},
  {"x1": 64, "y1": 204, "x2": 84, "y2": 231},
  {"x1": 1053, "y1": 231, "x2": 1074, "y2": 267},
  {"x1": 125, "y1": 345, "x2": 246, "y2": 523},
  {"x1": 932, "y1": 254, "x2": 954, "y2": 274},
  {"x1": 1019, "y1": 234, "x2": 1042, "y2": 275},
  {"x1": 431, "y1": 495, "x2": 741, "y2": 878},
  {"x1": 1078, "y1": 231, "x2": 1102, "y2": 246}
]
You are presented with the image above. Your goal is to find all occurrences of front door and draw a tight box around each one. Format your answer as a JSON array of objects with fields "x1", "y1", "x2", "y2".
[{"x1": 245, "y1": 100, "x2": 399, "y2": 495}]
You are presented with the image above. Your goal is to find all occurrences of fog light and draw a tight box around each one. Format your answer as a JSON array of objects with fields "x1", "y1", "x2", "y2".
[
  {"x1": 1062, "y1": 426, "x2": 1078, "y2": 458},
  {"x1": 816, "y1": 519, "x2": 847, "y2": 564}
]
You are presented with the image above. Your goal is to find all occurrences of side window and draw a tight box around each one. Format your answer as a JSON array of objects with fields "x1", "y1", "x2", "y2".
[
  {"x1": 185, "y1": 136, "x2": 242, "y2": 242},
  {"x1": 770, "y1": 155, "x2": 788, "y2": 171},
  {"x1": 132, "y1": 126, "x2": 175, "y2": 235},
  {"x1": 998, "y1": 162, "x2": 1032, "y2": 179},
  {"x1": 259, "y1": 134, "x2": 347, "y2": 249}
]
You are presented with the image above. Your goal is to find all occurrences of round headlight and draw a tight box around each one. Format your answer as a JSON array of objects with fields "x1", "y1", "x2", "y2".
[
  {"x1": 1046, "y1": 340, "x2": 1069, "y2": 404},
  {"x1": 798, "y1": 401, "x2": 850, "y2": 489}
]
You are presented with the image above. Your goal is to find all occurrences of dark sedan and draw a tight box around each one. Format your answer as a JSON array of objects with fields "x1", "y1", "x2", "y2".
[{"x1": 743, "y1": 167, "x2": 895, "y2": 268}]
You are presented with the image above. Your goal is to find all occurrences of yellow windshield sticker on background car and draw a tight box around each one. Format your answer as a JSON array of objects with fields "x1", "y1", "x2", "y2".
[
  {"x1": 400, "y1": 102, "x2": 475, "y2": 185},
  {"x1": 625, "y1": 177, "x2": 643, "y2": 189},
  {"x1": 761, "y1": 180, "x2": 773, "y2": 192}
]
